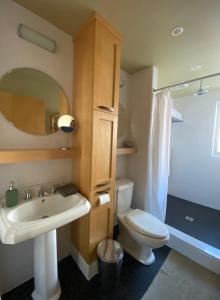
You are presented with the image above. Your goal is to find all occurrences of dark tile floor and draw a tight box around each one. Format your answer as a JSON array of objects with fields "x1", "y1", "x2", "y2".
[
  {"x1": 166, "y1": 194, "x2": 220, "y2": 249},
  {"x1": 3, "y1": 246, "x2": 170, "y2": 300}
]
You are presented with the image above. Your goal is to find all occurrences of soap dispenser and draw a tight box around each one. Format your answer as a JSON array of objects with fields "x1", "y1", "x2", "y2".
[{"x1": 5, "y1": 181, "x2": 19, "y2": 207}]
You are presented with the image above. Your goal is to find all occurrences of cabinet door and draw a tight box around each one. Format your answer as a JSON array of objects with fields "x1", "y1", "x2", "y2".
[
  {"x1": 93, "y1": 21, "x2": 121, "y2": 114},
  {"x1": 92, "y1": 110, "x2": 118, "y2": 189},
  {"x1": 89, "y1": 203, "x2": 114, "y2": 261}
]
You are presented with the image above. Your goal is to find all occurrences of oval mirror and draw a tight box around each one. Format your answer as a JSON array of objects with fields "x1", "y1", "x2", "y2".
[{"x1": 0, "y1": 68, "x2": 68, "y2": 135}]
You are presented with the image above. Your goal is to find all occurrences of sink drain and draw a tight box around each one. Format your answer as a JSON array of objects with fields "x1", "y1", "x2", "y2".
[{"x1": 41, "y1": 215, "x2": 49, "y2": 219}]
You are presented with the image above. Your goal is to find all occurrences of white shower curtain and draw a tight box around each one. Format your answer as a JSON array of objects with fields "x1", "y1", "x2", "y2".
[{"x1": 146, "y1": 90, "x2": 172, "y2": 222}]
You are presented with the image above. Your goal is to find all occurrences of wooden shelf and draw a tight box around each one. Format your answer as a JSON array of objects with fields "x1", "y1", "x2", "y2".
[
  {"x1": 117, "y1": 147, "x2": 137, "y2": 155},
  {"x1": 0, "y1": 148, "x2": 80, "y2": 164}
]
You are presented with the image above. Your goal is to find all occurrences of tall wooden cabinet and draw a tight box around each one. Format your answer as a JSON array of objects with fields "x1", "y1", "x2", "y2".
[
  {"x1": 91, "y1": 110, "x2": 117, "y2": 189},
  {"x1": 71, "y1": 13, "x2": 122, "y2": 264},
  {"x1": 93, "y1": 21, "x2": 121, "y2": 114}
]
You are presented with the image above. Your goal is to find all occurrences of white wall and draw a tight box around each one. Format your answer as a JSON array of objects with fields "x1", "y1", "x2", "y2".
[
  {"x1": 169, "y1": 89, "x2": 220, "y2": 210},
  {"x1": 127, "y1": 67, "x2": 157, "y2": 210},
  {"x1": 116, "y1": 69, "x2": 131, "y2": 178},
  {"x1": 0, "y1": 0, "x2": 73, "y2": 294}
]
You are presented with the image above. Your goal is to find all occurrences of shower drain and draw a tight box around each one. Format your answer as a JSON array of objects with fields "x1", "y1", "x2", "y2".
[{"x1": 185, "y1": 216, "x2": 194, "y2": 222}]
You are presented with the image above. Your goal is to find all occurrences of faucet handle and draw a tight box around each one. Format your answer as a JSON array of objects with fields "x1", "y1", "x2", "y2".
[
  {"x1": 43, "y1": 187, "x2": 51, "y2": 196},
  {"x1": 51, "y1": 184, "x2": 60, "y2": 194},
  {"x1": 23, "y1": 189, "x2": 32, "y2": 201},
  {"x1": 38, "y1": 186, "x2": 44, "y2": 197}
]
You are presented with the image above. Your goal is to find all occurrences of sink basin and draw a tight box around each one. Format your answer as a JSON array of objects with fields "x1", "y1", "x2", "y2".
[
  {"x1": 0, "y1": 192, "x2": 91, "y2": 300},
  {"x1": 0, "y1": 192, "x2": 91, "y2": 244}
]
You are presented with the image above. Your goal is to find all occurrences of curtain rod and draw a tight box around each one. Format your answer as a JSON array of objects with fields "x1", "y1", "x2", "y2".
[{"x1": 153, "y1": 72, "x2": 220, "y2": 92}]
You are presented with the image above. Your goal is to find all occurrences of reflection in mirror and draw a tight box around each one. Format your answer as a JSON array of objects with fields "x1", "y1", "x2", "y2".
[{"x1": 0, "y1": 68, "x2": 68, "y2": 135}]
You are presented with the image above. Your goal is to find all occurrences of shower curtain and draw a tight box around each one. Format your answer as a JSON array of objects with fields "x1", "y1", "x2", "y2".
[{"x1": 146, "y1": 90, "x2": 172, "y2": 222}]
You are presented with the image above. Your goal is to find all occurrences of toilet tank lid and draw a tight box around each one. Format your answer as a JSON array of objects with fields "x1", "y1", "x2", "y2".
[{"x1": 116, "y1": 178, "x2": 134, "y2": 190}]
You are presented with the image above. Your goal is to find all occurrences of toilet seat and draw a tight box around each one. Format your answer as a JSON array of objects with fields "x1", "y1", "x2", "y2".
[
  {"x1": 124, "y1": 209, "x2": 168, "y2": 239},
  {"x1": 116, "y1": 177, "x2": 170, "y2": 265}
]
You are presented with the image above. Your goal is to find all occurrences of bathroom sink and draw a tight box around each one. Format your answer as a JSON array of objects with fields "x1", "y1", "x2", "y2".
[
  {"x1": 0, "y1": 192, "x2": 90, "y2": 300},
  {"x1": 0, "y1": 193, "x2": 91, "y2": 244}
]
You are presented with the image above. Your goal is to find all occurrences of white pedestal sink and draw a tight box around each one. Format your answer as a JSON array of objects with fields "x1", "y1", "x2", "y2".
[
  {"x1": 32, "y1": 230, "x2": 60, "y2": 300},
  {"x1": 0, "y1": 193, "x2": 91, "y2": 300}
]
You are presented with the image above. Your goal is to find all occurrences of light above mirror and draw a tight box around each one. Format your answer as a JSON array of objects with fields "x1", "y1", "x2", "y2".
[
  {"x1": 0, "y1": 68, "x2": 68, "y2": 136},
  {"x1": 18, "y1": 24, "x2": 56, "y2": 53}
]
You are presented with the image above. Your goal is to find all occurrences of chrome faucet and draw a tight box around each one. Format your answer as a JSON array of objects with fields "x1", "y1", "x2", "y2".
[
  {"x1": 38, "y1": 186, "x2": 45, "y2": 197},
  {"x1": 43, "y1": 187, "x2": 51, "y2": 197},
  {"x1": 51, "y1": 184, "x2": 60, "y2": 194},
  {"x1": 38, "y1": 184, "x2": 60, "y2": 198},
  {"x1": 23, "y1": 189, "x2": 32, "y2": 200}
]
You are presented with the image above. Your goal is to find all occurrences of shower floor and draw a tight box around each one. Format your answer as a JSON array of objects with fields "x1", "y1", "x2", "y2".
[{"x1": 166, "y1": 194, "x2": 220, "y2": 249}]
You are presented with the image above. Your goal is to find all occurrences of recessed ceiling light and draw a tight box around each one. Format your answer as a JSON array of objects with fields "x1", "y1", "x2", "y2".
[
  {"x1": 171, "y1": 26, "x2": 184, "y2": 37},
  {"x1": 190, "y1": 65, "x2": 202, "y2": 71}
]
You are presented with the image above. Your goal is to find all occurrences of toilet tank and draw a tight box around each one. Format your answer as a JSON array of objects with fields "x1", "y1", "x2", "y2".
[{"x1": 116, "y1": 178, "x2": 134, "y2": 215}]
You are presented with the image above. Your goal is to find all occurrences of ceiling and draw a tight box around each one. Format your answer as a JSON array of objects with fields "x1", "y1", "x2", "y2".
[{"x1": 12, "y1": 0, "x2": 220, "y2": 96}]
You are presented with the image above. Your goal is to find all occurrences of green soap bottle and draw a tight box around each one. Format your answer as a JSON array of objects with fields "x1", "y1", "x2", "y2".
[{"x1": 5, "y1": 181, "x2": 19, "y2": 207}]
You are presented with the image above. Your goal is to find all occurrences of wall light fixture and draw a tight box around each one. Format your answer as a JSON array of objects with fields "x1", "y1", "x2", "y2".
[{"x1": 17, "y1": 23, "x2": 56, "y2": 53}]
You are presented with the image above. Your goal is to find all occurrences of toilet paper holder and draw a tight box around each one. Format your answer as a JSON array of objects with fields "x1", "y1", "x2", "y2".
[{"x1": 97, "y1": 192, "x2": 111, "y2": 206}]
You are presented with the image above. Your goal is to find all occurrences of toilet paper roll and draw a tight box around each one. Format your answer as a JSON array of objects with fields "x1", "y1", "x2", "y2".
[{"x1": 98, "y1": 193, "x2": 110, "y2": 205}]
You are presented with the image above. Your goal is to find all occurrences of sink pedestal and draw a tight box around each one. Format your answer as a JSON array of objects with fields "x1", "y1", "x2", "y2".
[{"x1": 32, "y1": 229, "x2": 61, "y2": 300}]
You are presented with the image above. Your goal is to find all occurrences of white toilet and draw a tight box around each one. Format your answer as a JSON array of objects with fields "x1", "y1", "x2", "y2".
[{"x1": 116, "y1": 178, "x2": 169, "y2": 265}]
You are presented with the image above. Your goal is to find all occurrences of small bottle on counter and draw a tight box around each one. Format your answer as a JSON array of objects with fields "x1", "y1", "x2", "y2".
[{"x1": 5, "y1": 181, "x2": 19, "y2": 207}]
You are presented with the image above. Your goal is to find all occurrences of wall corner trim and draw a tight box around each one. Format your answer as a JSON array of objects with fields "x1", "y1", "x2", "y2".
[
  {"x1": 152, "y1": 65, "x2": 158, "y2": 90},
  {"x1": 70, "y1": 243, "x2": 98, "y2": 280}
]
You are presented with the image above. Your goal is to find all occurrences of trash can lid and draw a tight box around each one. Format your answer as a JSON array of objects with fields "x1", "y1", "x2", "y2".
[{"x1": 97, "y1": 239, "x2": 124, "y2": 263}]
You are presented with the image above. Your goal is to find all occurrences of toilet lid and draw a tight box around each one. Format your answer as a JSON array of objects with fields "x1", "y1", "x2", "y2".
[{"x1": 125, "y1": 209, "x2": 168, "y2": 239}]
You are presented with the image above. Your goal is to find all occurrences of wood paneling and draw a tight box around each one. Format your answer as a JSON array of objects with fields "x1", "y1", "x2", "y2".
[
  {"x1": 71, "y1": 13, "x2": 121, "y2": 265},
  {"x1": 0, "y1": 91, "x2": 46, "y2": 135},
  {"x1": 92, "y1": 110, "x2": 117, "y2": 187},
  {"x1": 93, "y1": 20, "x2": 121, "y2": 114},
  {"x1": 12, "y1": 95, "x2": 46, "y2": 135},
  {"x1": 89, "y1": 204, "x2": 113, "y2": 261},
  {"x1": 72, "y1": 19, "x2": 94, "y2": 198}
]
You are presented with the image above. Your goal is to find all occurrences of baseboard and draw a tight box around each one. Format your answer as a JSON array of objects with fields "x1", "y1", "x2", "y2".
[
  {"x1": 70, "y1": 243, "x2": 98, "y2": 280},
  {"x1": 166, "y1": 224, "x2": 220, "y2": 275}
]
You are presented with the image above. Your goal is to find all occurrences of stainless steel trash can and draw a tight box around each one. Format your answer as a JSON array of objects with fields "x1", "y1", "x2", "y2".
[{"x1": 97, "y1": 239, "x2": 124, "y2": 292}]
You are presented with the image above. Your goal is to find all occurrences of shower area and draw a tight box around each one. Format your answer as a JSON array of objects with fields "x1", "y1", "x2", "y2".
[{"x1": 155, "y1": 75, "x2": 220, "y2": 274}]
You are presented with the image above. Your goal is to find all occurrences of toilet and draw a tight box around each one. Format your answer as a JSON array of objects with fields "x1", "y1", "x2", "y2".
[{"x1": 116, "y1": 178, "x2": 169, "y2": 265}]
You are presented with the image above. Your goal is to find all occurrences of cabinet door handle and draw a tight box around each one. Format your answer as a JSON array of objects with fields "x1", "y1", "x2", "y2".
[
  {"x1": 96, "y1": 184, "x2": 111, "y2": 192},
  {"x1": 96, "y1": 188, "x2": 111, "y2": 195},
  {"x1": 98, "y1": 105, "x2": 114, "y2": 112},
  {"x1": 96, "y1": 181, "x2": 110, "y2": 187}
]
